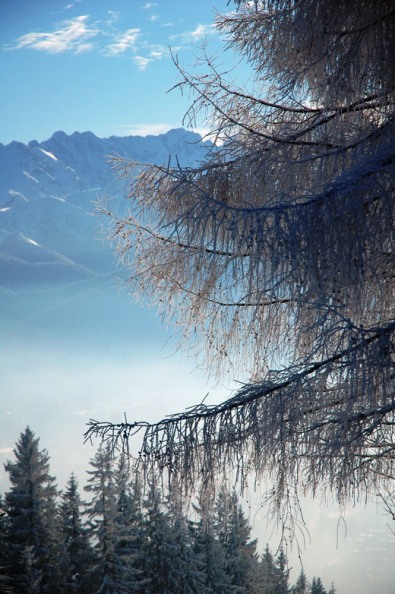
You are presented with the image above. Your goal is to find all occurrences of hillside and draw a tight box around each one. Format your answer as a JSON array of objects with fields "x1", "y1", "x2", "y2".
[{"x1": 0, "y1": 128, "x2": 210, "y2": 285}]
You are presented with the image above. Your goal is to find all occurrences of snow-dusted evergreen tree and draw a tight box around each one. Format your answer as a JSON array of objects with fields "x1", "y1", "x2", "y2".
[
  {"x1": 84, "y1": 444, "x2": 130, "y2": 594},
  {"x1": 4, "y1": 427, "x2": 61, "y2": 593},
  {"x1": 259, "y1": 546, "x2": 291, "y2": 594},
  {"x1": 88, "y1": 0, "x2": 395, "y2": 523},
  {"x1": 273, "y1": 549, "x2": 290, "y2": 594},
  {"x1": 1, "y1": 431, "x2": 336, "y2": 593},
  {"x1": 260, "y1": 545, "x2": 279, "y2": 594},
  {"x1": 164, "y1": 489, "x2": 207, "y2": 594},
  {"x1": 310, "y1": 577, "x2": 327, "y2": 594},
  {"x1": 214, "y1": 486, "x2": 262, "y2": 593},
  {"x1": 113, "y1": 465, "x2": 148, "y2": 593},
  {"x1": 140, "y1": 477, "x2": 176, "y2": 594},
  {"x1": 59, "y1": 473, "x2": 94, "y2": 594},
  {"x1": 291, "y1": 570, "x2": 309, "y2": 594},
  {"x1": 18, "y1": 547, "x2": 42, "y2": 594},
  {"x1": 190, "y1": 495, "x2": 230, "y2": 594},
  {"x1": 0, "y1": 494, "x2": 13, "y2": 593}
]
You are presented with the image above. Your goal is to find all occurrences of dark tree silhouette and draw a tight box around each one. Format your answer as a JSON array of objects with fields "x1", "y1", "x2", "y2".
[{"x1": 4, "y1": 427, "x2": 61, "y2": 593}]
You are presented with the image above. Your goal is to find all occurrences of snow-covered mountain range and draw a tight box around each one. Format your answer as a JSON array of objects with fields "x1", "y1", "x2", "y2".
[{"x1": 0, "y1": 129, "x2": 210, "y2": 287}]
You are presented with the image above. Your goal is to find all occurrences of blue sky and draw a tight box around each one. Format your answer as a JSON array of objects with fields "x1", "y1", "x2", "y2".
[{"x1": 0, "y1": 0, "x2": 232, "y2": 145}]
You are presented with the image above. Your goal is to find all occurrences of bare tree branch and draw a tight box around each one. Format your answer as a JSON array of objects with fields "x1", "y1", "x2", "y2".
[{"x1": 93, "y1": 0, "x2": 395, "y2": 524}]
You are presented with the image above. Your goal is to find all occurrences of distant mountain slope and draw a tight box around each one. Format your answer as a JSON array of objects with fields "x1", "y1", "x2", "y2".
[
  {"x1": 0, "y1": 232, "x2": 97, "y2": 287},
  {"x1": 0, "y1": 129, "x2": 210, "y2": 285}
]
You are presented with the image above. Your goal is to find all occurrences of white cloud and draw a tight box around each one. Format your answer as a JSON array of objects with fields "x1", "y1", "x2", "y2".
[
  {"x1": 74, "y1": 42, "x2": 94, "y2": 54},
  {"x1": 128, "y1": 43, "x2": 168, "y2": 69},
  {"x1": 106, "y1": 10, "x2": 121, "y2": 26},
  {"x1": 142, "y1": 2, "x2": 159, "y2": 9},
  {"x1": 190, "y1": 24, "x2": 215, "y2": 39},
  {"x1": 13, "y1": 15, "x2": 99, "y2": 54},
  {"x1": 4, "y1": 8, "x2": 216, "y2": 71},
  {"x1": 133, "y1": 55, "x2": 151, "y2": 70},
  {"x1": 105, "y1": 28, "x2": 140, "y2": 55},
  {"x1": 149, "y1": 49, "x2": 164, "y2": 59},
  {"x1": 7, "y1": 14, "x2": 141, "y2": 60},
  {"x1": 114, "y1": 123, "x2": 218, "y2": 143},
  {"x1": 63, "y1": 0, "x2": 83, "y2": 8},
  {"x1": 170, "y1": 23, "x2": 216, "y2": 43},
  {"x1": 116, "y1": 123, "x2": 178, "y2": 136}
]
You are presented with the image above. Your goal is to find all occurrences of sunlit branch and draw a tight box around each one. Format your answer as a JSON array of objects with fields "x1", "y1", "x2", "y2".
[
  {"x1": 85, "y1": 318, "x2": 395, "y2": 452},
  {"x1": 95, "y1": 0, "x2": 395, "y2": 522}
]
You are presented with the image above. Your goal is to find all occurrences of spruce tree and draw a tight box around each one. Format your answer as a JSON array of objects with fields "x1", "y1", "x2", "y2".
[
  {"x1": 214, "y1": 487, "x2": 262, "y2": 593},
  {"x1": 144, "y1": 484, "x2": 172, "y2": 594},
  {"x1": 310, "y1": 577, "x2": 327, "y2": 594},
  {"x1": 140, "y1": 479, "x2": 174, "y2": 594},
  {"x1": 18, "y1": 547, "x2": 42, "y2": 594},
  {"x1": 4, "y1": 427, "x2": 61, "y2": 593},
  {"x1": 59, "y1": 473, "x2": 94, "y2": 594},
  {"x1": 191, "y1": 495, "x2": 230, "y2": 594},
  {"x1": 274, "y1": 549, "x2": 290, "y2": 594},
  {"x1": 0, "y1": 495, "x2": 13, "y2": 593},
  {"x1": 84, "y1": 444, "x2": 124, "y2": 594},
  {"x1": 165, "y1": 493, "x2": 205, "y2": 594},
  {"x1": 291, "y1": 570, "x2": 308, "y2": 594},
  {"x1": 113, "y1": 464, "x2": 148, "y2": 593},
  {"x1": 260, "y1": 545, "x2": 279, "y2": 594}
]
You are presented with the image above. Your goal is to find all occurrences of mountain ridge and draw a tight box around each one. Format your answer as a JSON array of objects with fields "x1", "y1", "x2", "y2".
[{"x1": 0, "y1": 128, "x2": 211, "y2": 287}]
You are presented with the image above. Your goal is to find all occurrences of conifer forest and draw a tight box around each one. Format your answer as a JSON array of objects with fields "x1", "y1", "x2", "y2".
[{"x1": 0, "y1": 428, "x2": 336, "y2": 594}]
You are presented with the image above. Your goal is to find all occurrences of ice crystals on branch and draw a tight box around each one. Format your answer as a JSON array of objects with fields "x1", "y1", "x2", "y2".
[{"x1": 88, "y1": 0, "x2": 395, "y2": 527}]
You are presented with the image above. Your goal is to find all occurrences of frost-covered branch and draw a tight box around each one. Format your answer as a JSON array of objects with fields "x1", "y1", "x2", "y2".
[
  {"x1": 94, "y1": 0, "x2": 395, "y2": 518},
  {"x1": 86, "y1": 319, "x2": 395, "y2": 506},
  {"x1": 104, "y1": 139, "x2": 395, "y2": 377}
]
